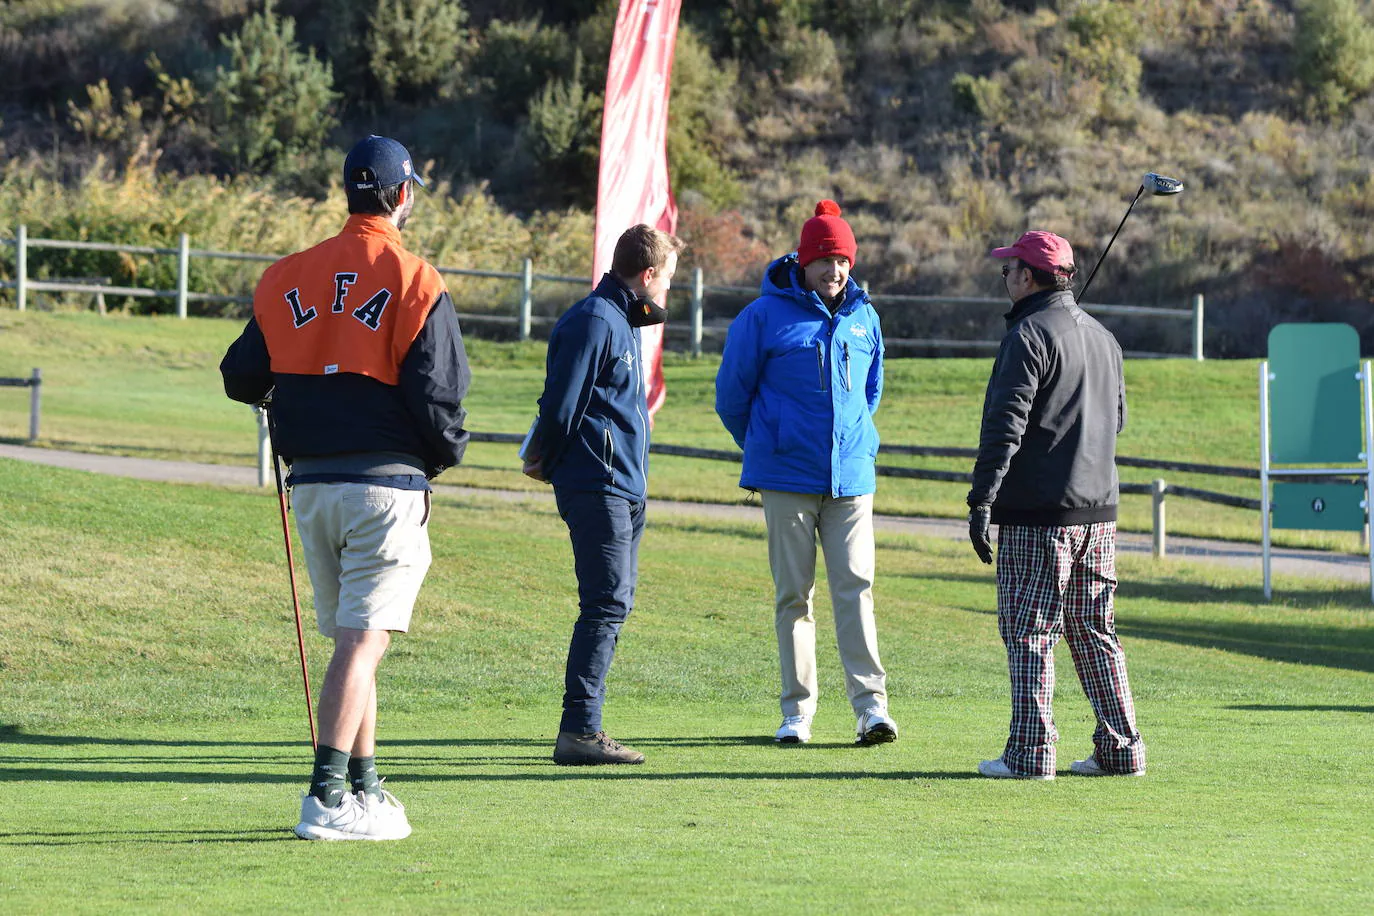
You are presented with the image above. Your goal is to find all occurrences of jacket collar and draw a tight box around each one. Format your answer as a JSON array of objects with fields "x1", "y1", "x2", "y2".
[
  {"x1": 594, "y1": 271, "x2": 638, "y2": 317},
  {"x1": 1005, "y1": 288, "x2": 1075, "y2": 328},
  {"x1": 343, "y1": 213, "x2": 404, "y2": 246}
]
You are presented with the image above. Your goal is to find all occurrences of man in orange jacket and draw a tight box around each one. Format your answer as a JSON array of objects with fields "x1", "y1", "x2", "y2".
[{"x1": 221, "y1": 135, "x2": 470, "y2": 839}]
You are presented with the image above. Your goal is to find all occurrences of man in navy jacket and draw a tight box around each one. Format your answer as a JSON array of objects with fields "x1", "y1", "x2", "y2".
[{"x1": 524, "y1": 224, "x2": 684, "y2": 765}]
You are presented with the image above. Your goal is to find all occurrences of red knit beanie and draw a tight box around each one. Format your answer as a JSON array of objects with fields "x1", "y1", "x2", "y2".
[{"x1": 797, "y1": 200, "x2": 858, "y2": 269}]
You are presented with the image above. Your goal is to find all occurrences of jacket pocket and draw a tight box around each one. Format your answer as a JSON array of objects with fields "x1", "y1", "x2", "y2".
[{"x1": 601, "y1": 424, "x2": 615, "y2": 478}]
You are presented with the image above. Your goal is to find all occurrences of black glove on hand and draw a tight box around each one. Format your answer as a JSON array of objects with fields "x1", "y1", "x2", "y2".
[{"x1": 968, "y1": 504, "x2": 993, "y2": 565}]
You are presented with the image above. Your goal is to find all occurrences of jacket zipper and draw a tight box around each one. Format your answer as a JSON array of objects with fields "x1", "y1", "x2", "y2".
[
  {"x1": 603, "y1": 425, "x2": 615, "y2": 475},
  {"x1": 842, "y1": 341, "x2": 852, "y2": 391},
  {"x1": 815, "y1": 341, "x2": 826, "y2": 391}
]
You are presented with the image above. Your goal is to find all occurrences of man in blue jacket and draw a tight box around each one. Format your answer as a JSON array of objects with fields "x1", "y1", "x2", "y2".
[
  {"x1": 715, "y1": 200, "x2": 897, "y2": 747},
  {"x1": 524, "y1": 224, "x2": 684, "y2": 765}
]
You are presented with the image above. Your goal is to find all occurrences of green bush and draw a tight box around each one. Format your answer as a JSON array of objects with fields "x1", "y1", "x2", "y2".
[
  {"x1": 1295, "y1": 0, "x2": 1374, "y2": 118},
  {"x1": 1062, "y1": 1, "x2": 1143, "y2": 104},
  {"x1": 470, "y1": 18, "x2": 574, "y2": 120},
  {"x1": 666, "y1": 24, "x2": 744, "y2": 208},
  {"x1": 950, "y1": 71, "x2": 1008, "y2": 121},
  {"x1": 521, "y1": 51, "x2": 602, "y2": 208},
  {"x1": 205, "y1": 2, "x2": 339, "y2": 173},
  {"x1": 367, "y1": 0, "x2": 472, "y2": 102}
]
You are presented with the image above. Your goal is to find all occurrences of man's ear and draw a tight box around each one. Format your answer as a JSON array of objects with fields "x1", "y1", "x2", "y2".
[{"x1": 397, "y1": 182, "x2": 409, "y2": 206}]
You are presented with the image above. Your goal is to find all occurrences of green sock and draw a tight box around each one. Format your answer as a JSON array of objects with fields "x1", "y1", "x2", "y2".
[
  {"x1": 348, "y1": 755, "x2": 384, "y2": 802},
  {"x1": 309, "y1": 745, "x2": 350, "y2": 808}
]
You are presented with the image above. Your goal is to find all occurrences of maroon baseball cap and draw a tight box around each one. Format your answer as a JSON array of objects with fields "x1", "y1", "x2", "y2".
[{"x1": 990, "y1": 230, "x2": 1075, "y2": 276}]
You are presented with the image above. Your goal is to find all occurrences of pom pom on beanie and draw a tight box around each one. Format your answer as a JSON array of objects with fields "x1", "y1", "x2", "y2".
[{"x1": 797, "y1": 200, "x2": 857, "y2": 269}]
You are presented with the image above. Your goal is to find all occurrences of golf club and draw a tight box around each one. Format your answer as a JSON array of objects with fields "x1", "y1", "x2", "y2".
[
  {"x1": 263, "y1": 397, "x2": 318, "y2": 751},
  {"x1": 1077, "y1": 172, "x2": 1184, "y2": 302}
]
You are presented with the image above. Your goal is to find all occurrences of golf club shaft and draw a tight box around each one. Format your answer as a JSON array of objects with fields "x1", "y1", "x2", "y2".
[
  {"x1": 1077, "y1": 185, "x2": 1145, "y2": 302},
  {"x1": 266, "y1": 406, "x2": 318, "y2": 751}
]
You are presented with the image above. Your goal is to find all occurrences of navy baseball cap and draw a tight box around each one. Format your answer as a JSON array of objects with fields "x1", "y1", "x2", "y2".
[{"x1": 343, "y1": 135, "x2": 426, "y2": 191}]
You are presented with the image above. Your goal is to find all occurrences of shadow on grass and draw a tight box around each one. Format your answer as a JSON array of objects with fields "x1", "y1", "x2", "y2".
[
  {"x1": 1227, "y1": 704, "x2": 1374, "y2": 713},
  {"x1": 0, "y1": 828, "x2": 291, "y2": 847},
  {"x1": 1115, "y1": 616, "x2": 1374, "y2": 674}
]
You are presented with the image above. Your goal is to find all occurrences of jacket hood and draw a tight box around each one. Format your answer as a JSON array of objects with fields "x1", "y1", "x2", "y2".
[{"x1": 759, "y1": 254, "x2": 868, "y2": 314}]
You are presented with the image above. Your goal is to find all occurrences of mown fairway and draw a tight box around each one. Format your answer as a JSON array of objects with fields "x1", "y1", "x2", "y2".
[
  {"x1": 0, "y1": 310, "x2": 1353, "y2": 549},
  {"x1": 2, "y1": 457, "x2": 1372, "y2": 913}
]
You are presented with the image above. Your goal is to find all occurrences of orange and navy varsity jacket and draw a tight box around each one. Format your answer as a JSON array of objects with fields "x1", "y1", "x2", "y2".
[{"x1": 220, "y1": 214, "x2": 470, "y2": 480}]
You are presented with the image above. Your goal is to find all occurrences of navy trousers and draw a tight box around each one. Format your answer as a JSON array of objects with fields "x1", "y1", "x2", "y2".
[{"x1": 555, "y1": 489, "x2": 645, "y2": 734}]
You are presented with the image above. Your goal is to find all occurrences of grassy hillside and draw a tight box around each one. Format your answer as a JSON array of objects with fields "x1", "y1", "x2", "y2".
[
  {"x1": 1, "y1": 457, "x2": 1372, "y2": 912},
  {"x1": 2, "y1": 1, "x2": 1373, "y2": 355},
  {"x1": 0, "y1": 310, "x2": 1351, "y2": 550}
]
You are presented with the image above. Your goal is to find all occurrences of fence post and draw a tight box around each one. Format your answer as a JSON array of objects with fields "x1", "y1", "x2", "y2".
[
  {"x1": 690, "y1": 267, "x2": 704, "y2": 358},
  {"x1": 28, "y1": 367, "x2": 41, "y2": 442},
  {"x1": 177, "y1": 232, "x2": 190, "y2": 319},
  {"x1": 16, "y1": 224, "x2": 27, "y2": 312},
  {"x1": 518, "y1": 258, "x2": 533, "y2": 341},
  {"x1": 256, "y1": 407, "x2": 271, "y2": 488},
  {"x1": 1151, "y1": 478, "x2": 1167, "y2": 558},
  {"x1": 1192, "y1": 294, "x2": 1204, "y2": 361}
]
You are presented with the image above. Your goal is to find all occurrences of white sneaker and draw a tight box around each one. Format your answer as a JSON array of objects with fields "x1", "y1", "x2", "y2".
[
  {"x1": 775, "y1": 714, "x2": 812, "y2": 744},
  {"x1": 356, "y1": 789, "x2": 413, "y2": 840},
  {"x1": 293, "y1": 791, "x2": 409, "y2": 841},
  {"x1": 855, "y1": 707, "x2": 898, "y2": 745},
  {"x1": 978, "y1": 757, "x2": 1054, "y2": 780},
  {"x1": 1070, "y1": 755, "x2": 1145, "y2": 777}
]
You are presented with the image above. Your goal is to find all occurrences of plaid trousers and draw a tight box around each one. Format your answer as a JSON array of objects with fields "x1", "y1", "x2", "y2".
[{"x1": 995, "y1": 522, "x2": 1145, "y2": 776}]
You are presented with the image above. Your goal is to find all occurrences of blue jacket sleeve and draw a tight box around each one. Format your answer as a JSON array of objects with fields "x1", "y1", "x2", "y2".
[
  {"x1": 220, "y1": 317, "x2": 274, "y2": 405},
  {"x1": 714, "y1": 303, "x2": 764, "y2": 449},
  {"x1": 866, "y1": 306, "x2": 884, "y2": 416},
  {"x1": 536, "y1": 312, "x2": 613, "y2": 477},
  {"x1": 400, "y1": 290, "x2": 471, "y2": 477}
]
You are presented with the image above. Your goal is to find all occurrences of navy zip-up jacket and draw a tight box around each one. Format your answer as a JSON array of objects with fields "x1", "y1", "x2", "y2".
[
  {"x1": 715, "y1": 254, "x2": 884, "y2": 497},
  {"x1": 535, "y1": 273, "x2": 650, "y2": 501}
]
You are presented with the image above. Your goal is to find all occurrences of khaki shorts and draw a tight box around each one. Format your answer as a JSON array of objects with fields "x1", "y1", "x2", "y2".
[{"x1": 291, "y1": 483, "x2": 432, "y2": 638}]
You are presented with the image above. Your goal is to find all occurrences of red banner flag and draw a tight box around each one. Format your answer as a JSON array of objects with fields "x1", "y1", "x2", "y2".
[{"x1": 594, "y1": 0, "x2": 681, "y2": 420}]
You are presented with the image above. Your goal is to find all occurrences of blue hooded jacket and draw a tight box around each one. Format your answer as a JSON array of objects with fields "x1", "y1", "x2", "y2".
[
  {"x1": 715, "y1": 254, "x2": 884, "y2": 497},
  {"x1": 534, "y1": 273, "x2": 650, "y2": 501}
]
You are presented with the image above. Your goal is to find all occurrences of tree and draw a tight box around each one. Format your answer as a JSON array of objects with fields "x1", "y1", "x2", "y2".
[
  {"x1": 206, "y1": 2, "x2": 339, "y2": 172},
  {"x1": 1295, "y1": 0, "x2": 1374, "y2": 118}
]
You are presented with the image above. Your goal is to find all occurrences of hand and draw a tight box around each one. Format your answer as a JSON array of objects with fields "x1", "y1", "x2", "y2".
[
  {"x1": 522, "y1": 457, "x2": 548, "y2": 483},
  {"x1": 968, "y1": 505, "x2": 993, "y2": 565}
]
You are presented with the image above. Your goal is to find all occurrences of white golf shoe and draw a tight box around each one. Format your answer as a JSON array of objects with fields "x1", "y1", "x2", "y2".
[
  {"x1": 293, "y1": 790, "x2": 410, "y2": 841},
  {"x1": 855, "y1": 707, "x2": 898, "y2": 745},
  {"x1": 774, "y1": 714, "x2": 813, "y2": 744},
  {"x1": 977, "y1": 756, "x2": 1054, "y2": 780},
  {"x1": 357, "y1": 789, "x2": 413, "y2": 840}
]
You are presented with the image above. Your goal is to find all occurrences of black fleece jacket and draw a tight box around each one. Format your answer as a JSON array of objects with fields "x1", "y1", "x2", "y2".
[{"x1": 967, "y1": 288, "x2": 1126, "y2": 526}]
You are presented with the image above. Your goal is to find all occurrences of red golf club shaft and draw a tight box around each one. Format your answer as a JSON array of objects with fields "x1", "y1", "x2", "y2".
[{"x1": 266, "y1": 406, "x2": 317, "y2": 751}]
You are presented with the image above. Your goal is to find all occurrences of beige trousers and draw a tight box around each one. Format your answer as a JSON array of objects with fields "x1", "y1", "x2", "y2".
[{"x1": 760, "y1": 490, "x2": 887, "y2": 718}]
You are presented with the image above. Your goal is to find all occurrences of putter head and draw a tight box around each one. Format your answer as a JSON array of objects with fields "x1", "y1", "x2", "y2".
[{"x1": 1144, "y1": 172, "x2": 1184, "y2": 195}]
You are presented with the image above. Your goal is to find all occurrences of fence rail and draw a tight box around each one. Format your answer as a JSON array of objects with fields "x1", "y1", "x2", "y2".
[
  {"x1": 3, "y1": 225, "x2": 1206, "y2": 359},
  {"x1": 449, "y1": 431, "x2": 1269, "y2": 558}
]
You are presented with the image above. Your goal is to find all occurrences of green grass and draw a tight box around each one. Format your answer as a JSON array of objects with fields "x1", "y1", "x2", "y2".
[
  {"x1": 2, "y1": 458, "x2": 1373, "y2": 913},
  {"x1": 0, "y1": 310, "x2": 1357, "y2": 550}
]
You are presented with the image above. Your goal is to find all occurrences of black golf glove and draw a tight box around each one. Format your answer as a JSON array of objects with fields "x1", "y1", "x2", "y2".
[{"x1": 968, "y1": 504, "x2": 993, "y2": 565}]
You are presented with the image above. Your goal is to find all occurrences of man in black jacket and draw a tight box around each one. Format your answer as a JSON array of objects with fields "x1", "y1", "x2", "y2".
[
  {"x1": 967, "y1": 230, "x2": 1145, "y2": 781},
  {"x1": 221, "y1": 135, "x2": 470, "y2": 838}
]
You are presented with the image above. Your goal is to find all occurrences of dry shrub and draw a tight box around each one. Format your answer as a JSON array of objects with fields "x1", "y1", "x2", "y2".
[{"x1": 676, "y1": 204, "x2": 773, "y2": 287}]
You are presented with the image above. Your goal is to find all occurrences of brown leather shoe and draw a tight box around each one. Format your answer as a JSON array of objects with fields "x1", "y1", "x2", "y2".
[{"x1": 553, "y1": 731, "x2": 646, "y2": 766}]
